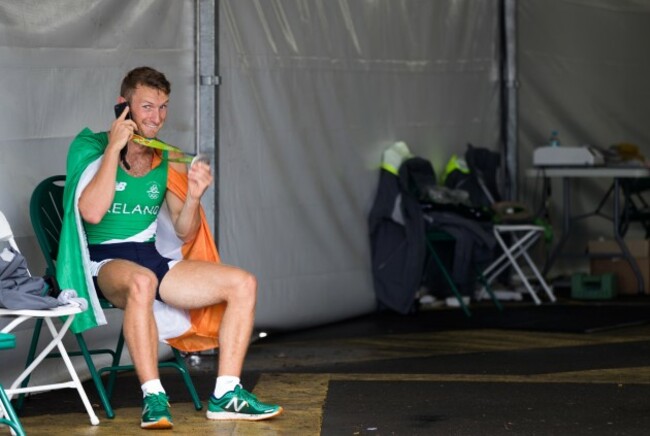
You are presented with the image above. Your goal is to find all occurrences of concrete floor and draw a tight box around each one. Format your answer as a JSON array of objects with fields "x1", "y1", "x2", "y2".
[{"x1": 9, "y1": 299, "x2": 650, "y2": 435}]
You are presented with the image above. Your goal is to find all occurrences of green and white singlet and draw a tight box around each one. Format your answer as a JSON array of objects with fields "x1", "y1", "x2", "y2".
[{"x1": 84, "y1": 153, "x2": 168, "y2": 244}]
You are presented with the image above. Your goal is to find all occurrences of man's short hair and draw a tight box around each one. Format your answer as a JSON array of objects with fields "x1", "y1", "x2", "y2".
[{"x1": 120, "y1": 66, "x2": 171, "y2": 100}]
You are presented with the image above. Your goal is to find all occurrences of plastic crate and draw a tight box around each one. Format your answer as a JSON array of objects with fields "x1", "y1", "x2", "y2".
[{"x1": 571, "y1": 273, "x2": 617, "y2": 300}]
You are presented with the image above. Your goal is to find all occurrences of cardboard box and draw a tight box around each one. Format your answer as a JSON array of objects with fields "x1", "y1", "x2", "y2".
[
  {"x1": 588, "y1": 239, "x2": 650, "y2": 257},
  {"x1": 589, "y1": 239, "x2": 650, "y2": 295}
]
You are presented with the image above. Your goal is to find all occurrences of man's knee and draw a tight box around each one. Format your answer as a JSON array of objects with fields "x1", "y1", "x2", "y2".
[
  {"x1": 127, "y1": 270, "x2": 158, "y2": 304},
  {"x1": 235, "y1": 271, "x2": 257, "y2": 303}
]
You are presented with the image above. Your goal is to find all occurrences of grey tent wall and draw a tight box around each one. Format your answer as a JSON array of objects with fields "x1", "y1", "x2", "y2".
[
  {"x1": 518, "y1": 0, "x2": 650, "y2": 275},
  {"x1": 217, "y1": 0, "x2": 502, "y2": 330}
]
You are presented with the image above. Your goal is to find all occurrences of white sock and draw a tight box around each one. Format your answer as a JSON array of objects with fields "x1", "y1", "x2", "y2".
[
  {"x1": 141, "y1": 379, "x2": 165, "y2": 398},
  {"x1": 214, "y1": 376, "x2": 240, "y2": 398}
]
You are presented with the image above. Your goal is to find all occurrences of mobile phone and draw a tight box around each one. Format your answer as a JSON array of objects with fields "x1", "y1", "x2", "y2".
[
  {"x1": 113, "y1": 102, "x2": 131, "y2": 169},
  {"x1": 114, "y1": 101, "x2": 131, "y2": 120}
]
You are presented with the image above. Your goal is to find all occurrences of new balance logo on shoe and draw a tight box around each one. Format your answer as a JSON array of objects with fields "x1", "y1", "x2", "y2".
[
  {"x1": 226, "y1": 397, "x2": 248, "y2": 412},
  {"x1": 206, "y1": 385, "x2": 283, "y2": 421}
]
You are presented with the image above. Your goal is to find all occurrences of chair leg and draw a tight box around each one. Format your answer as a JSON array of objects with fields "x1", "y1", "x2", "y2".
[
  {"x1": 494, "y1": 230, "x2": 542, "y2": 304},
  {"x1": 75, "y1": 332, "x2": 115, "y2": 419},
  {"x1": 475, "y1": 267, "x2": 504, "y2": 312},
  {"x1": 0, "y1": 385, "x2": 26, "y2": 436},
  {"x1": 26, "y1": 317, "x2": 202, "y2": 418},
  {"x1": 98, "y1": 330, "x2": 203, "y2": 412},
  {"x1": 148, "y1": 348, "x2": 203, "y2": 410},
  {"x1": 14, "y1": 318, "x2": 44, "y2": 411},
  {"x1": 171, "y1": 347, "x2": 203, "y2": 411},
  {"x1": 493, "y1": 227, "x2": 556, "y2": 304},
  {"x1": 517, "y1": 245, "x2": 557, "y2": 303},
  {"x1": 105, "y1": 329, "x2": 126, "y2": 400},
  {"x1": 426, "y1": 240, "x2": 471, "y2": 317},
  {"x1": 15, "y1": 318, "x2": 117, "y2": 420}
]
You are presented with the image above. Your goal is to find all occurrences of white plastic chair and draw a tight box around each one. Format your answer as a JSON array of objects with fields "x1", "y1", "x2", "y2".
[
  {"x1": 481, "y1": 224, "x2": 556, "y2": 305},
  {"x1": 0, "y1": 210, "x2": 100, "y2": 427}
]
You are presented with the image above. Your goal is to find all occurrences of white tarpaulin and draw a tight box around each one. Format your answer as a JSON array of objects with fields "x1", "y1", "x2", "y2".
[{"x1": 218, "y1": 0, "x2": 501, "y2": 329}]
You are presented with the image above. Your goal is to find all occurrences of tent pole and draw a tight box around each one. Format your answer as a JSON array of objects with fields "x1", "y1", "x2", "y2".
[
  {"x1": 503, "y1": 0, "x2": 518, "y2": 200},
  {"x1": 499, "y1": 0, "x2": 519, "y2": 200},
  {"x1": 195, "y1": 0, "x2": 201, "y2": 156},
  {"x1": 195, "y1": 0, "x2": 219, "y2": 242}
]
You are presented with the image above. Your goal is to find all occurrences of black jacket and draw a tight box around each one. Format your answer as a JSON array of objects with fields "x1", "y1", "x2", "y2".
[{"x1": 368, "y1": 161, "x2": 427, "y2": 314}]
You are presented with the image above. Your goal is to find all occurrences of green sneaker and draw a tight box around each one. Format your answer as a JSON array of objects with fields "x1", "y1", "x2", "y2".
[
  {"x1": 206, "y1": 385, "x2": 283, "y2": 421},
  {"x1": 141, "y1": 392, "x2": 173, "y2": 429}
]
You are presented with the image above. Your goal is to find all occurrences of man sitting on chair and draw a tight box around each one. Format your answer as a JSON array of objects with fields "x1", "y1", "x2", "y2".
[{"x1": 58, "y1": 66, "x2": 282, "y2": 429}]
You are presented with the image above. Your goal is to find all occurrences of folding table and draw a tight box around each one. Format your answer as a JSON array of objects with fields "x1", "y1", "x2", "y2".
[{"x1": 528, "y1": 166, "x2": 650, "y2": 294}]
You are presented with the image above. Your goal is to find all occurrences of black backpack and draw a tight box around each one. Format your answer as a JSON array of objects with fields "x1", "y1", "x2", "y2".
[
  {"x1": 399, "y1": 157, "x2": 438, "y2": 203},
  {"x1": 401, "y1": 156, "x2": 493, "y2": 221},
  {"x1": 445, "y1": 143, "x2": 501, "y2": 208}
]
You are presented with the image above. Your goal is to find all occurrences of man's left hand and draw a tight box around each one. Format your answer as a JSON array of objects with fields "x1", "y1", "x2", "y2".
[{"x1": 187, "y1": 161, "x2": 213, "y2": 201}]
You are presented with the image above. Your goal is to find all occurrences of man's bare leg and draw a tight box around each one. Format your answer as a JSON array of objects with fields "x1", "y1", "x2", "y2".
[
  {"x1": 97, "y1": 260, "x2": 174, "y2": 429},
  {"x1": 160, "y1": 260, "x2": 255, "y2": 376},
  {"x1": 98, "y1": 260, "x2": 161, "y2": 384},
  {"x1": 160, "y1": 260, "x2": 283, "y2": 420}
]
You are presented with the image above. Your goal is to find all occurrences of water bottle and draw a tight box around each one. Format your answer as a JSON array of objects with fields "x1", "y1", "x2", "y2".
[{"x1": 549, "y1": 130, "x2": 561, "y2": 147}]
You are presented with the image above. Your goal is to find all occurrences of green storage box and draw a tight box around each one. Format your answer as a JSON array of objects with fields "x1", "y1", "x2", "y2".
[{"x1": 571, "y1": 273, "x2": 617, "y2": 300}]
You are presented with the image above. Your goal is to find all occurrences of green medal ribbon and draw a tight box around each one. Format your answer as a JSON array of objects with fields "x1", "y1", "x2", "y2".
[{"x1": 132, "y1": 135, "x2": 199, "y2": 164}]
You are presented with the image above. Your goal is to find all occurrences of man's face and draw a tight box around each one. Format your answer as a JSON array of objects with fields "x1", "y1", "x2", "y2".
[{"x1": 128, "y1": 85, "x2": 169, "y2": 139}]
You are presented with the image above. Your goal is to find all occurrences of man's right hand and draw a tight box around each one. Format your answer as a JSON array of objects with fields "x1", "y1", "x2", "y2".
[
  {"x1": 79, "y1": 104, "x2": 136, "y2": 224},
  {"x1": 108, "y1": 105, "x2": 137, "y2": 154}
]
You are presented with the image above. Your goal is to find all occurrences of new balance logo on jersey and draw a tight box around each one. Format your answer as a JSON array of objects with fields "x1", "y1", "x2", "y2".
[{"x1": 116, "y1": 181, "x2": 127, "y2": 191}]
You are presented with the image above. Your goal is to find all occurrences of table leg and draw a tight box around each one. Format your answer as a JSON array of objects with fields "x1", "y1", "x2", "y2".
[
  {"x1": 613, "y1": 178, "x2": 645, "y2": 294},
  {"x1": 543, "y1": 177, "x2": 572, "y2": 276}
]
